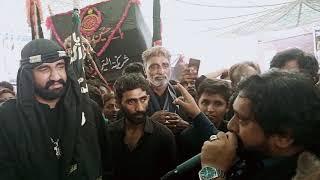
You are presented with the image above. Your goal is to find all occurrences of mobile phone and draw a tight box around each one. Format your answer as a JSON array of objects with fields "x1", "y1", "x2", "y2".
[
  {"x1": 188, "y1": 58, "x2": 200, "y2": 75},
  {"x1": 169, "y1": 80, "x2": 178, "y2": 85}
]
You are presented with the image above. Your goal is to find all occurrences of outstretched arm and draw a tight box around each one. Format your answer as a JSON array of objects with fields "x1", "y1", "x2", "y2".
[{"x1": 173, "y1": 83, "x2": 218, "y2": 136}]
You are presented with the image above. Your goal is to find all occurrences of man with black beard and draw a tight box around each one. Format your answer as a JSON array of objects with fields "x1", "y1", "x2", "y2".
[
  {"x1": 0, "y1": 39, "x2": 108, "y2": 179},
  {"x1": 167, "y1": 70, "x2": 320, "y2": 180},
  {"x1": 107, "y1": 73, "x2": 176, "y2": 180},
  {"x1": 197, "y1": 70, "x2": 320, "y2": 180}
]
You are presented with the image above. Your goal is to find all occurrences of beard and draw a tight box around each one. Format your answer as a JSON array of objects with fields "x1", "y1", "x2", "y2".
[
  {"x1": 106, "y1": 111, "x2": 118, "y2": 122},
  {"x1": 235, "y1": 135, "x2": 269, "y2": 162},
  {"x1": 187, "y1": 88, "x2": 197, "y2": 97},
  {"x1": 148, "y1": 75, "x2": 169, "y2": 87},
  {"x1": 34, "y1": 79, "x2": 67, "y2": 100},
  {"x1": 122, "y1": 108, "x2": 147, "y2": 125}
]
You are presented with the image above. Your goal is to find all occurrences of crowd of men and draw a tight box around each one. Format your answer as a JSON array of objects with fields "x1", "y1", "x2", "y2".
[{"x1": 0, "y1": 38, "x2": 319, "y2": 180}]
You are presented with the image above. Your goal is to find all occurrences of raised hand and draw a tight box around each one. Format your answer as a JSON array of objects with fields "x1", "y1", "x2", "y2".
[{"x1": 172, "y1": 83, "x2": 201, "y2": 118}]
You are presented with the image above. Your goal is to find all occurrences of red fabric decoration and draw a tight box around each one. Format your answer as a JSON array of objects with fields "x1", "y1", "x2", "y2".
[
  {"x1": 80, "y1": 7, "x2": 103, "y2": 36},
  {"x1": 45, "y1": 17, "x2": 65, "y2": 48},
  {"x1": 26, "y1": 0, "x2": 43, "y2": 26},
  {"x1": 97, "y1": 0, "x2": 140, "y2": 56},
  {"x1": 46, "y1": 0, "x2": 139, "y2": 54}
]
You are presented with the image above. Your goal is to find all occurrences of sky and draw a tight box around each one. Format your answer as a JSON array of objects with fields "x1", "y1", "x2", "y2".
[{"x1": 0, "y1": 0, "x2": 318, "y2": 82}]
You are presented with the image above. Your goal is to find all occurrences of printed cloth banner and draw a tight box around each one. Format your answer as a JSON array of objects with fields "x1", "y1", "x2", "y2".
[{"x1": 46, "y1": 0, "x2": 151, "y2": 83}]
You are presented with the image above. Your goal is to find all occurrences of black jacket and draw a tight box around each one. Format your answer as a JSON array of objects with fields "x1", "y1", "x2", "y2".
[{"x1": 0, "y1": 97, "x2": 107, "y2": 180}]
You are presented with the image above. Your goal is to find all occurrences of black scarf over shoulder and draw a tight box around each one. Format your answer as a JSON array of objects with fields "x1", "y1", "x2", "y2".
[{"x1": 15, "y1": 58, "x2": 102, "y2": 179}]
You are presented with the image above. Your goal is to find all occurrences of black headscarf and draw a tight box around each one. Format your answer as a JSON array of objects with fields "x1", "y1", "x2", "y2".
[{"x1": 16, "y1": 39, "x2": 87, "y2": 178}]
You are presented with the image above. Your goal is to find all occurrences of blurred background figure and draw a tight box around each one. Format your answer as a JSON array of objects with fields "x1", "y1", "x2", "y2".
[
  {"x1": 270, "y1": 48, "x2": 319, "y2": 84},
  {"x1": 87, "y1": 82, "x2": 104, "y2": 110},
  {"x1": 0, "y1": 88, "x2": 15, "y2": 104},
  {"x1": 229, "y1": 61, "x2": 261, "y2": 89},
  {"x1": 180, "y1": 65, "x2": 198, "y2": 98},
  {"x1": 99, "y1": 84, "x2": 111, "y2": 97},
  {"x1": 122, "y1": 62, "x2": 147, "y2": 78},
  {"x1": 103, "y1": 92, "x2": 119, "y2": 123},
  {"x1": 0, "y1": 81, "x2": 14, "y2": 91}
]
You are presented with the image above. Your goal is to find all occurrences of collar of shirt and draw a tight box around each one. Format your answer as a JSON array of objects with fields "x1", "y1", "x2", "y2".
[{"x1": 115, "y1": 117, "x2": 154, "y2": 134}]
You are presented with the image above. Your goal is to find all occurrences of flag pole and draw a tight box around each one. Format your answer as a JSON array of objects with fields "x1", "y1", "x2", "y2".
[
  {"x1": 71, "y1": 0, "x2": 89, "y2": 94},
  {"x1": 152, "y1": 0, "x2": 162, "y2": 46}
]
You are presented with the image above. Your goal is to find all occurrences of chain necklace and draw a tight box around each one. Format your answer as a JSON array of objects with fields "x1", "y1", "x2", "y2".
[{"x1": 50, "y1": 137, "x2": 61, "y2": 159}]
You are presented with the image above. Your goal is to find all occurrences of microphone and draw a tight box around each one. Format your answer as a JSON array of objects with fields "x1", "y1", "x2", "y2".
[
  {"x1": 161, "y1": 153, "x2": 201, "y2": 180},
  {"x1": 160, "y1": 135, "x2": 219, "y2": 179}
]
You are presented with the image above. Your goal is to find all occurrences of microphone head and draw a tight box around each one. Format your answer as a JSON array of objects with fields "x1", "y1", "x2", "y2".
[{"x1": 176, "y1": 153, "x2": 201, "y2": 174}]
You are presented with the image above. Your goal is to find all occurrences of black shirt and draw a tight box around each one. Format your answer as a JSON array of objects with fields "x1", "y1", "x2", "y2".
[
  {"x1": 38, "y1": 102, "x2": 63, "y2": 176},
  {"x1": 107, "y1": 117, "x2": 176, "y2": 180},
  {"x1": 0, "y1": 92, "x2": 106, "y2": 179},
  {"x1": 147, "y1": 83, "x2": 180, "y2": 116},
  {"x1": 155, "y1": 89, "x2": 167, "y2": 110},
  {"x1": 38, "y1": 102, "x2": 63, "y2": 141},
  {"x1": 225, "y1": 152, "x2": 299, "y2": 180}
]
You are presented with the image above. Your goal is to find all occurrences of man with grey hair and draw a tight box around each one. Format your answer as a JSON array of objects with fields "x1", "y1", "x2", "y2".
[
  {"x1": 142, "y1": 46, "x2": 190, "y2": 134},
  {"x1": 229, "y1": 61, "x2": 261, "y2": 89}
]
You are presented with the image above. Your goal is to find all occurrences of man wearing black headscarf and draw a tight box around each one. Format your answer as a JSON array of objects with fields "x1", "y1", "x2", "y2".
[{"x1": 0, "y1": 39, "x2": 108, "y2": 180}]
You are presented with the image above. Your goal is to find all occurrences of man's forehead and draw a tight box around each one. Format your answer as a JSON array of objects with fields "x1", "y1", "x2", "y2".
[
  {"x1": 147, "y1": 56, "x2": 170, "y2": 65},
  {"x1": 181, "y1": 79, "x2": 195, "y2": 83},
  {"x1": 122, "y1": 88, "x2": 148, "y2": 99},
  {"x1": 233, "y1": 96, "x2": 252, "y2": 116},
  {"x1": 34, "y1": 59, "x2": 65, "y2": 68},
  {"x1": 200, "y1": 92, "x2": 225, "y2": 101},
  {"x1": 106, "y1": 99, "x2": 117, "y2": 105}
]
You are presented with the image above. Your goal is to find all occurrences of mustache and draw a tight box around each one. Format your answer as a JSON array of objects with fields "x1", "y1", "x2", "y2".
[
  {"x1": 45, "y1": 79, "x2": 66, "y2": 89},
  {"x1": 131, "y1": 112, "x2": 147, "y2": 118},
  {"x1": 204, "y1": 113, "x2": 215, "y2": 117},
  {"x1": 187, "y1": 88, "x2": 196, "y2": 92},
  {"x1": 154, "y1": 75, "x2": 168, "y2": 79}
]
